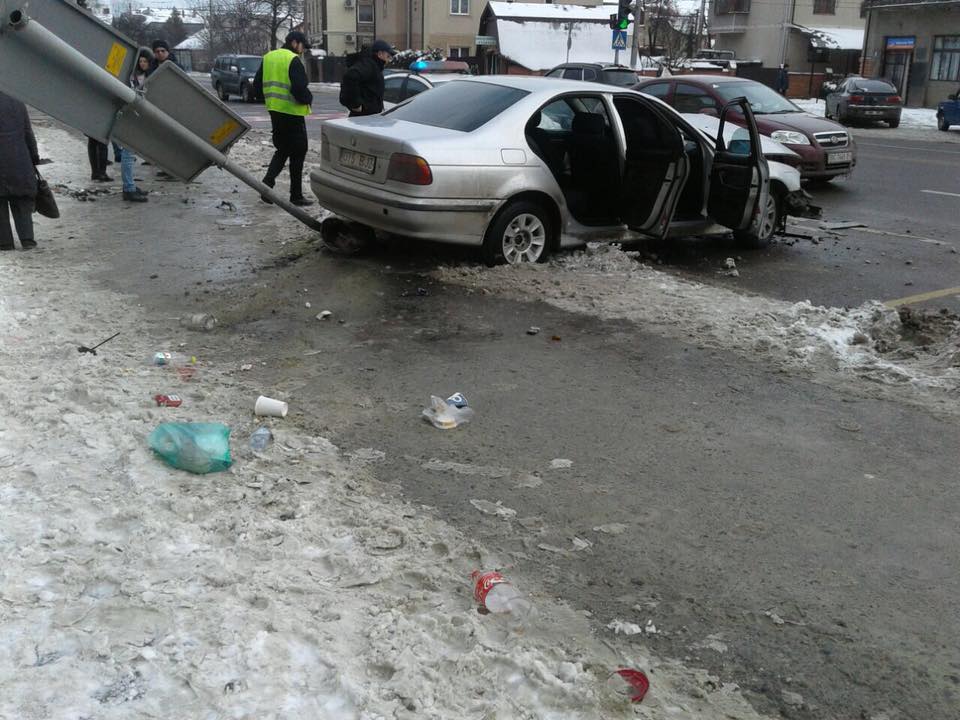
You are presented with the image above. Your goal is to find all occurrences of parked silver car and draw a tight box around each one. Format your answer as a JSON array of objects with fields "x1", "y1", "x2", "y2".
[{"x1": 311, "y1": 76, "x2": 776, "y2": 265}]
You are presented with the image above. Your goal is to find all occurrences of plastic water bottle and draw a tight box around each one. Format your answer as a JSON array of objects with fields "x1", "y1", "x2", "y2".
[
  {"x1": 249, "y1": 427, "x2": 272, "y2": 451},
  {"x1": 151, "y1": 351, "x2": 195, "y2": 367},
  {"x1": 180, "y1": 313, "x2": 217, "y2": 331},
  {"x1": 471, "y1": 570, "x2": 532, "y2": 618}
]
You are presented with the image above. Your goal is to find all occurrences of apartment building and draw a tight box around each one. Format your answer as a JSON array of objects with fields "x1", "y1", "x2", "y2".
[
  {"x1": 710, "y1": 0, "x2": 866, "y2": 91},
  {"x1": 306, "y1": 0, "x2": 597, "y2": 59}
]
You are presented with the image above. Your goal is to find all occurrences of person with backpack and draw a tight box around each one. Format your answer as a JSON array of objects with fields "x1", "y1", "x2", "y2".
[{"x1": 339, "y1": 40, "x2": 396, "y2": 117}]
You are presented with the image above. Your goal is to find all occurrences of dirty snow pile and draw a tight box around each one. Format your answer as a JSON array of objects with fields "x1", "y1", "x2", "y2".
[
  {"x1": 0, "y1": 127, "x2": 782, "y2": 719},
  {"x1": 437, "y1": 245, "x2": 960, "y2": 416}
]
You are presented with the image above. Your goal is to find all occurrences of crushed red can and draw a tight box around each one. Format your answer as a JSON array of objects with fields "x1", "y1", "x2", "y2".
[
  {"x1": 154, "y1": 394, "x2": 183, "y2": 407},
  {"x1": 608, "y1": 668, "x2": 650, "y2": 703},
  {"x1": 471, "y1": 570, "x2": 507, "y2": 606}
]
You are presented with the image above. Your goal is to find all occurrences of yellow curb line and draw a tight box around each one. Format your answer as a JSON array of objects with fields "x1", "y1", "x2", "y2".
[{"x1": 883, "y1": 286, "x2": 960, "y2": 308}]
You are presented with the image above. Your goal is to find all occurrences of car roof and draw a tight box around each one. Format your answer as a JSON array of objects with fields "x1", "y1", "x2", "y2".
[
  {"x1": 639, "y1": 74, "x2": 751, "y2": 85},
  {"x1": 461, "y1": 74, "x2": 621, "y2": 96},
  {"x1": 554, "y1": 63, "x2": 633, "y2": 70}
]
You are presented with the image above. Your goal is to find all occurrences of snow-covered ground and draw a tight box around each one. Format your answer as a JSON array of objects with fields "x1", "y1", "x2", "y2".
[{"x1": 0, "y1": 123, "x2": 782, "y2": 719}]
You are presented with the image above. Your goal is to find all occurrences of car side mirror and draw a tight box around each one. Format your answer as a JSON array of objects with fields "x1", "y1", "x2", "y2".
[{"x1": 230, "y1": 65, "x2": 239, "y2": 73}]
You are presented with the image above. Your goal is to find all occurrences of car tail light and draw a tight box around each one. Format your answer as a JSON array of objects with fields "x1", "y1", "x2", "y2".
[
  {"x1": 849, "y1": 94, "x2": 864, "y2": 104},
  {"x1": 387, "y1": 153, "x2": 433, "y2": 185},
  {"x1": 887, "y1": 95, "x2": 901, "y2": 104}
]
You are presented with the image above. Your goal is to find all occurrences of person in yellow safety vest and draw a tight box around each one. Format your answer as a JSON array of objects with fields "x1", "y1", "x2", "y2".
[{"x1": 253, "y1": 31, "x2": 315, "y2": 206}]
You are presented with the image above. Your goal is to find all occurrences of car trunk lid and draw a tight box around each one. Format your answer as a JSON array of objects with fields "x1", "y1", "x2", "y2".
[{"x1": 321, "y1": 117, "x2": 463, "y2": 184}]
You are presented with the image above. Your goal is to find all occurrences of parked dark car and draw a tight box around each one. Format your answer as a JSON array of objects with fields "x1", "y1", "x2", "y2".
[
  {"x1": 211, "y1": 54, "x2": 262, "y2": 102},
  {"x1": 634, "y1": 74, "x2": 856, "y2": 181},
  {"x1": 937, "y1": 86, "x2": 960, "y2": 131},
  {"x1": 545, "y1": 63, "x2": 638, "y2": 87},
  {"x1": 825, "y1": 77, "x2": 902, "y2": 128}
]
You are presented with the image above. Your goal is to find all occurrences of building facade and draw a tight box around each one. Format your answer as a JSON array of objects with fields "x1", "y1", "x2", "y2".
[
  {"x1": 305, "y1": 0, "x2": 596, "y2": 59},
  {"x1": 862, "y1": 0, "x2": 960, "y2": 107},
  {"x1": 710, "y1": 0, "x2": 865, "y2": 94}
]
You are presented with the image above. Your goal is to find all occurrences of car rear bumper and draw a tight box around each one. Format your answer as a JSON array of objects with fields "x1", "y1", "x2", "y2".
[
  {"x1": 846, "y1": 106, "x2": 901, "y2": 121},
  {"x1": 309, "y1": 169, "x2": 497, "y2": 245}
]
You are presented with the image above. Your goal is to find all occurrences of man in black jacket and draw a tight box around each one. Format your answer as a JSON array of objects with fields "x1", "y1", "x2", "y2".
[{"x1": 339, "y1": 40, "x2": 396, "y2": 117}]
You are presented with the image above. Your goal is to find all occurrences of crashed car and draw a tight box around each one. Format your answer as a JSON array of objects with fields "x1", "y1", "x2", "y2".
[{"x1": 311, "y1": 76, "x2": 815, "y2": 265}]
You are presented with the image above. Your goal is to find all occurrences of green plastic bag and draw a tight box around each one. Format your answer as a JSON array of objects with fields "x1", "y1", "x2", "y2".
[{"x1": 148, "y1": 423, "x2": 232, "y2": 474}]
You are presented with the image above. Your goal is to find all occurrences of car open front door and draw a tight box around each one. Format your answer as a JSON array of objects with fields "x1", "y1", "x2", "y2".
[
  {"x1": 613, "y1": 96, "x2": 689, "y2": 238},
  {"x1": 707, "y1": 98, "x2": 769, "y2": 235}
]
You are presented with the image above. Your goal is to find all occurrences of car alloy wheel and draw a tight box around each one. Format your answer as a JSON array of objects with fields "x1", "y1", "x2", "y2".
[
  {"x1": 502, "y1": 213, "x2": 546, "y2": 264},
  {"x1": 216, "y1": 83, "x2": 228, "y2": 101},
  {"x1": 483, "y1": 199, "x2": 553, "y2": 266},
  {"x1": 735, "y1": 192, "x2": 780, "y2": 249}
]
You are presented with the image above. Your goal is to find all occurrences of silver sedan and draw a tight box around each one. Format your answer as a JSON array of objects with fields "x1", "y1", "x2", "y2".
[{"x1": 311, "y1": 75, "x2": 774, "y2": 265}]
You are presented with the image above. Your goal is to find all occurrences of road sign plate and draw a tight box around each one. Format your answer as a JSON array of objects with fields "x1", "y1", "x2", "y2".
[{"x1": 612, "y1": 30, "x2": 627, "y2": 50}]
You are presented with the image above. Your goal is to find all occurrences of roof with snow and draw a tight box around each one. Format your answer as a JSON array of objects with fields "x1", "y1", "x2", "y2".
[
  {"x1": 797, "y1": 25, "x2": 864, "y2": 50},
  {"x1": 133, "y1": 7, "x2": 205, "y2": 26},
  {"x1": 174, "y1": 31, "x2": 208, "y2": 50},
  {"x1": 486, "y1": 1, "x2": 613, "y2": 21}
]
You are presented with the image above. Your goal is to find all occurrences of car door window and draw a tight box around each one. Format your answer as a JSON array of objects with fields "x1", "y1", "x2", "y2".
[
  {"x1": 674, "y1": 83, "x2": 719, "y2": 114},
  {"x1": 538, "y1": 99, "x2": 576, "y2": 131},
  {"x1": 583, "y1": 68, "x2": 598, "y2": 81},
  {"x1": 383, "y1": 75, "x2": 406, "y2": 104},
  {"x1": 563, "y1": 68, "x2": 583, "y2": 81},
  {"x1": 545, "y1": 68, "x2": 564, "y2": 78},
  {"x1": 404, "y1": 78, "x2": 430, "y2": 99},
  {"x1": 639, "y1": 82, "x2": 671, "y2": 99}
]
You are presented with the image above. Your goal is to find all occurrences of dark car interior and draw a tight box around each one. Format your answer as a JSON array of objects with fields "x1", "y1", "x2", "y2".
[{"x1": 525, "y1": 95, "x2": 690, "y2": 229}]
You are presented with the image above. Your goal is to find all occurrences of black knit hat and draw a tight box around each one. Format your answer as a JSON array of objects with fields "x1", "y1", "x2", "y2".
[{"x1": 151, "y1": 39, "x2": 170, "y2": 51}]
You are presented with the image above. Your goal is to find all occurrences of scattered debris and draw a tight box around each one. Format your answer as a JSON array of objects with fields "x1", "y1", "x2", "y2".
[
  {"x1": 572, "y1": 536, "x2": 593, "y2": 551},
  {"x1": 316, "y1": 310, "x2": 333, "y2": 320},
  {"x1": 254, "y1": 395, "x2": 288, "y2": 418},
  {"x1": 77, "y1": 331, "x2": 121, "y2": 356},
  {"x1": 781, "y1": 690, "x2": 804, "y2": 708},
  {"x1": 723, "y1": 257, "x2": 737, "y2": 270},
  {"x1": 821, "y1": 220, "x2": 866, "y2": 231},
  {"x1": 148, "y1": 422, "x2": 232, "y2": 474},
  {"x1": 837, "y1": 419, "x2": 862, "y2": 433},
  {"x1": 305, "y1": 302, "x2": 312, "y2": 308},
  {"x1": 765, "y1": 610, "x2": 786, "y2": 626},
  {"x1": 607, "y1": 669, "x2": 650, "y2": 704},
  {"x1": 240, "y1": 363, "x2": 253, "y2": 371},
  {"x1": 607, "y1": 619, "x2": 643, "y2": 636},
  {"x1": 422, "y1": 395, "x2": 474, "y2": 429},
  {"x1": 154, "y1": 394, "x2": 183, "y2": 408},
  {"x1": 644, "y1": 619, "x2": 659, "y2": 635},
  {"x1": 515, "y1": 473, "x2": 543, "y2": 488},
  {"x1": 180, "y1": 313, "x2": 217, "y2": 331},
  {"x1": 527, "y1": 326, "x2": 541, "y2": 335},
  {"x1": 249, "y1": 426, "x2": 273, "y2": 451},
  {"x1": 469, "y1": 499, "x2": 516, "y2": 519},
  {"x1": 217, "y1": 200, "x2": 236, "y2": 212},
  {"x1": 593, "y1": 523, "x2": 627, "y2": 535},
  {"x1": 549, "y1": 458, "x2": 573, "y2": 469}
]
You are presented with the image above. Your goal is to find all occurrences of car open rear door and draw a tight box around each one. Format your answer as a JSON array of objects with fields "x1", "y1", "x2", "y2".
[
  {"x1": 707, "y1": 98, "x2": 770, "y2": 235},
  {"x1": 613, "y1": 95, "x2": 689, "y2": 238}
]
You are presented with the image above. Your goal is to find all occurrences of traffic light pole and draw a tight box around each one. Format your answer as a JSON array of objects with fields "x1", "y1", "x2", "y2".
[{"x1": 629, "y1": 10, "x2": 643, "y2": 68}]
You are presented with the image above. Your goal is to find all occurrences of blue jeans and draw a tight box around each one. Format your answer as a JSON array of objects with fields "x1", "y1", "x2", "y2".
[{"x1": 120, "y1": 146, "x2": 136, "y2": 192}]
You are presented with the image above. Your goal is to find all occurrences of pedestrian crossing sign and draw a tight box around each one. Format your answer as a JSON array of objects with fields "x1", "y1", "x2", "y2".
[{"x1": 612, "y1": 30, "x2": 627, "y2": 50}]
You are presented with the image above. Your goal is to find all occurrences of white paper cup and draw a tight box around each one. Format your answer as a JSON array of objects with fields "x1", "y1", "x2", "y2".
[{"x1": 255, "y1": 395, "x2": 288, "y2": 418}]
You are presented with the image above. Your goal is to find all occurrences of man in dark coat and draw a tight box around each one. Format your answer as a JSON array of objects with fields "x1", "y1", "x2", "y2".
[
  {"x1": 0, "y1": 91, "x2": 39, "y2": 250},
  {"x1": 776, "y1": 64, "x2": 790, "y2": 95},
  {"x1": 147, "y1": 40, "x2": 180, "y2": 75},
  {"x1": 339, "y1": 40, "x2": 396, "y2": 117}
]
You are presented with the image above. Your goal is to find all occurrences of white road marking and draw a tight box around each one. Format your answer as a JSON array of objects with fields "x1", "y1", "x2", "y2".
[
  {"x1": 788, "y1": 218, "x2": 952, "y2": 247},
  {"x1": 921, "y1": 189, "x2": 960, "y2": 198},
  {"x1": 858, "y1": 142, "x2": 960, "y2": 155}
]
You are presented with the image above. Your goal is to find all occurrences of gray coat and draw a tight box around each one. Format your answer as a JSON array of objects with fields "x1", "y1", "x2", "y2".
[{"x1": 0, "y1": 91, "x2": 39, "y2": 198}]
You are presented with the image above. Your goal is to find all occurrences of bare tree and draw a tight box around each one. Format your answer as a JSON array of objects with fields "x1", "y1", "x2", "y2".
[
  {"x1": 255, "y1": 0, "x2": 303, "y2": 51},
  {"x1": 194, "y1": 0, "x2": 272, "y2": 56}
]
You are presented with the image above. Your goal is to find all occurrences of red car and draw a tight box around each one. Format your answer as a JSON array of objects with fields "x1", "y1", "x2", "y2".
[{"x1": 634, "y1": 75, "x2": 856, "y2": 181}]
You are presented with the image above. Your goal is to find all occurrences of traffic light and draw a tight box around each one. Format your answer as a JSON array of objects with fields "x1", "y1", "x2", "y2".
[{"x1": 616, "y1": 0, "x2": 634, "y2": 30}]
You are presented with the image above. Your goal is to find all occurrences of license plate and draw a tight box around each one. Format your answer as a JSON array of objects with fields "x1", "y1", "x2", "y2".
[
  {"x1": 827, "y1": 151, "x2": 852, "y2": 165},
  {"x1": 865, "y1": 110, "x2": 882, "y2": 116},
  {"x1": 339, "y1": 149, "x2": 376, "y2": 174}
]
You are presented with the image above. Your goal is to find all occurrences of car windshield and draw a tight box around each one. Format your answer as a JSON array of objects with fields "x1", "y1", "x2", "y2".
[
  {"x1": 383, "y1": 81, "x2": 529, "y2": 132},
  {"x1": 237, "y1": 58, "x2": 261, "y2": 72},
  {"x1": 850, "y1": 79, "x2": 896, "y2": 93},
  {"x1": 713, "y1": 82, "x2": 801, "y2": 114}
]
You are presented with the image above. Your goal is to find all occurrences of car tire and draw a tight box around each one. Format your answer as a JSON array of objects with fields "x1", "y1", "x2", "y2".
[
  {"x1": 482, "y1": 199, "x2": 553, "y2": 267},
  {"x1": 734, "y1": 191, "x2": 780, "y2": 249},
  {"x1": 216, "y1": 83, "x2": 229, "y2": 101},
  {"x1": 838, "y1": 109, "x2": 849, "y2": 126},
  {"x1": 887, "y1": 117, "x2": 900, "y2": 128},
  {"x1": 938, "y1": 113, "x2": 950, "y2": 132},
  {"x1": 242, "y1": 85, "x2": 253, "y2": 103}
]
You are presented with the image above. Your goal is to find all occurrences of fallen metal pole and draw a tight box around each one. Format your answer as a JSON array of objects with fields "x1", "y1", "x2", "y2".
[{"x1": 5, "y1": 9, "x2": 322, "y2": 233}]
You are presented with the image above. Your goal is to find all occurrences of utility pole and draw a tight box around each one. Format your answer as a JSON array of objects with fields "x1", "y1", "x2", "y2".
[
  {"x1": 697, "y1": 0, "x2": 706, "y2": 51},
  {"x1": 629, "y1": 1, "x2": 643, "y2": 68}
]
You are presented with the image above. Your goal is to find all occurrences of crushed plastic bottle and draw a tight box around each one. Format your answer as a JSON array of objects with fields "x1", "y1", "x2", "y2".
[
  {"x1": 180, "y1": 313, "x2": 217, "y2": 331},
  {"x1": 249, "y1": 426, "x2": 273, "y2": 451},
  {"x1": 151, "y1": 351, "x2": 196, "y2": 367},
  {"x1": 422, "y1": 395, "x2": 474, "y2": 429},
  {"x1": 471, "y1": 570, "x2": 532, "y2": 619},
  {"x1": 605, "y1": 668, "x2": 650, "y2": 703}
]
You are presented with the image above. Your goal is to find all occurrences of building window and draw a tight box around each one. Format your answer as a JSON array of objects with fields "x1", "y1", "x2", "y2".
[
  {"x1": 813, "y1": 0, "x2": 835, "y2": 13},
  {"x1": 714, "y1": 0, "x2": 750, "y2": 14},
  {"x1": 357, "y1": 3, "x2": 374, "y2": 23},
  {"x1": 449, "y1": 46, "x2": 471, "y2": 58},
  {"x1": 931, "y1": 36, "x2": 960, "y2": 81},
  {"x1": 450, "y1": 0, "x2": 469, "y2": 15}
]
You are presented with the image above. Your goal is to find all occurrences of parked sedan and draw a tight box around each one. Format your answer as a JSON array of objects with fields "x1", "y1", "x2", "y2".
[
  {"x1": 311, "y1": 76, "x2": 802, "y2": 265},
  {"x1": 635, "y1": 75, "x2": 856, "y2": 181},
  {"x1": 825, "y1": 77, "x2": 902, "y2": 127},
  {"x1": 544, "y1": 63, "x2": 639, "y2": 87}
]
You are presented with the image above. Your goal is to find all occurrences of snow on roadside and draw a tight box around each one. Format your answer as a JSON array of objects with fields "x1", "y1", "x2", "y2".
[
  {"x1": 791, "y1": 97, "x2": 939, "y2": 130},
  {"x1": 436, "y1": 245, "x2": 960, "y2": 416},
  {"x1": 0, "y1": 123, "x2": 779, "y2": 719}
]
